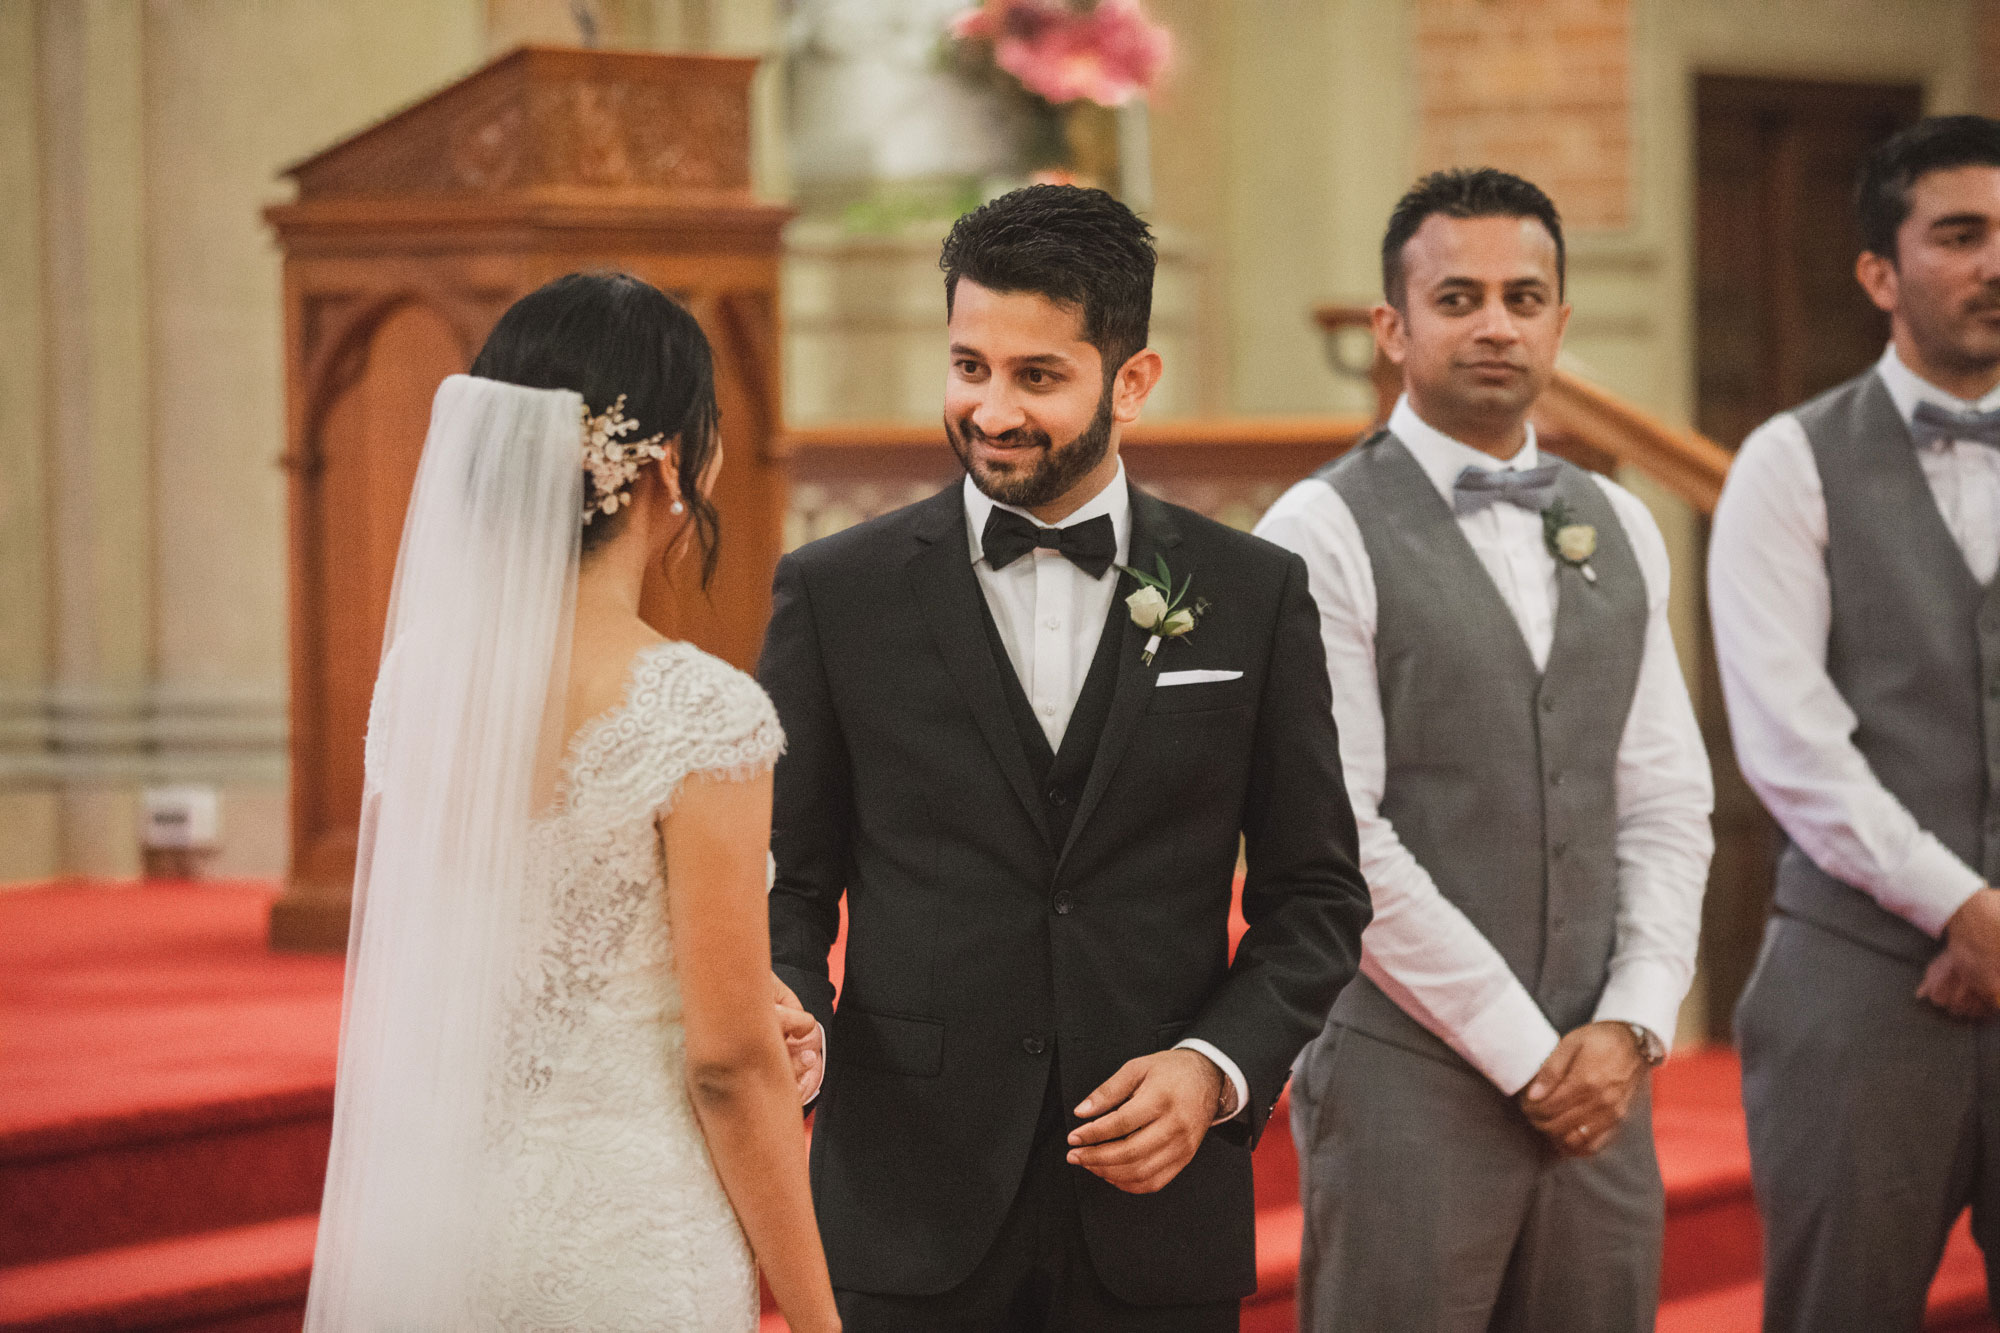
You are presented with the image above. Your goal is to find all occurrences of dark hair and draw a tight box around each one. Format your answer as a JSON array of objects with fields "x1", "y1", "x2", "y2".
[
  {"x1": 1381, "y1": 167, "x2": 1566, "y2": 307},
  {"x1": 939, "y1": 184, "x2": 1156, "y2": 378},
  {"x1": 470, "y1": 272, "x2": 720, "y2": 585},
  {"x1": 1856, "y1": 115, "x2": 2000, "y2": 260}
]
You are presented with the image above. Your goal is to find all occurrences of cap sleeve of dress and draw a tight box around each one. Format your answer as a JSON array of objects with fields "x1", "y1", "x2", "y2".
[{"x1": 561, "y1": 642, "x2": 785, "y2": 834}]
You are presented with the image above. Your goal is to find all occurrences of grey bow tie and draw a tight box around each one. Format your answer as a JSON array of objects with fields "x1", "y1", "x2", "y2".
[
  {"x1": 1909, "y1": 400, "x2": 2000, "y2": 450},
  {"x1": 1452, "y1": 463, "x2": 1561, "y2": 516}
]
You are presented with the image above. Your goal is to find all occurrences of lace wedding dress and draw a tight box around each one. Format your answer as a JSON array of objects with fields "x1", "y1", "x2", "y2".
[{"x1": 477, "y1": 640, "x2": 786, "y2": 1330}]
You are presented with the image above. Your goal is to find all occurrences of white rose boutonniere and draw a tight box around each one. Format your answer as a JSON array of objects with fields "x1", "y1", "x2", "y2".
[
  {"x1": 1118, "y1": 555, "x2": 1209, "y2": 665},
  {"x1": 1541, "y1": 499, "x2": 1599, "y2": 584}
]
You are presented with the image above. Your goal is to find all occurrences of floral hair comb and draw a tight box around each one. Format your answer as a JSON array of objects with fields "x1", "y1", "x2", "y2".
[{"x1": 580, "y1": 394, "x2": 668, "y2": 524}]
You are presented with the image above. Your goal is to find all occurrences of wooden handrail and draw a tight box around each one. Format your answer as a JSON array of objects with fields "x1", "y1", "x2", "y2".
[
  {"x1": 784, "y1": 316, "x2": 1734, "y2": 521},
  {"x1": 783, "y1": 417, "x2": 1374, "y2": 451},
  {"x1": 1537, "y1": 372, "x2": 1732, "y2": 515},
  {"x1": 1311, "y1": 305, "x2": 1733, "y2": 516}
]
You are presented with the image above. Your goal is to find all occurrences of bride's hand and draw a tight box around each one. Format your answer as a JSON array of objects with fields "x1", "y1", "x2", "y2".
[{"x1": 772, "y1": 975, "x2": 825, "y2": 1103}]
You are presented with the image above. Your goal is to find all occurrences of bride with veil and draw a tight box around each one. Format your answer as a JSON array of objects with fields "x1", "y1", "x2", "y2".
[{"x1": 303, "y1": 272, "x2": 840, "y2": 1332}]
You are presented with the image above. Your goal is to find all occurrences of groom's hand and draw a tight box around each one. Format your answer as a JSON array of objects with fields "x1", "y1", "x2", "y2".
[
  {"x1": 771, "y1": 976, "x2": 824, "y2": 1104},
  {"x1": 1065, "y1": 1049, "x2": 1222, "y2": 1194}
]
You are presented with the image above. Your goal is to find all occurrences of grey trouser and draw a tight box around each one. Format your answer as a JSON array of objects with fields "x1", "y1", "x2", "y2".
[
  {"x1": 1737, "y1": 914, "x2": 2000, "y2": 1333},
  {"x1": 1291, "y1": 1023, "x2": 1663, "y2": 1332}
]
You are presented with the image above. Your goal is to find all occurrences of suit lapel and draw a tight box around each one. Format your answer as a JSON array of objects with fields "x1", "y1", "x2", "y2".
[
  {"x1": 1057, "y1": 486, "x2": 1181, "y2": 869},
  {"x1": 904, "y1": 486, "x2": 1053, "y2": 844}
]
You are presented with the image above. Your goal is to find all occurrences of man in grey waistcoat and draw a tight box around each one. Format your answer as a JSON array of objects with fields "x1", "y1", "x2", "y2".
[
  {"x1": 1712, "y1": 115, "x2": 2000, "y2": 1333},
  {"x1": 1256, "y1": 168, "x2": 1714, "y2": 1331}
]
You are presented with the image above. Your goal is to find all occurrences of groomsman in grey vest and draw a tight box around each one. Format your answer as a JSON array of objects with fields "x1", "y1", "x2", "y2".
[
  {"x1": 1712, "y1": 116, "x2": 2000, "y2": 1333},
  {"x1": 1256, "y1": 168, "x2": 1714, "y2": 1331}
]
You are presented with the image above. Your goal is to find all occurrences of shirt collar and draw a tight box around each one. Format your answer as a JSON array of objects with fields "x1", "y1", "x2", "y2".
[
  {"x1": 1388, "y1": 395, "x2": 1542, "y2": 506},
  {"x1": 1876, "y1": 343, "x2": 2000, "y2": 443},
  {"x1": 963, "y1": 459, "x2": 1132, "y2": 569}
]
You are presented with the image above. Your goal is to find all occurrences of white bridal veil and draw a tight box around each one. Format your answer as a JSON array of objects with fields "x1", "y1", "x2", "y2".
[{"x1": 306, "y1": 374, "x2": 585, "y2": 1328}]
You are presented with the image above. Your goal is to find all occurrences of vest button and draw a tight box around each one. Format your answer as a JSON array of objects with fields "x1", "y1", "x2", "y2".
[
  {"x1": 1023, "y1": 1035, "x2": 1047, "y2": 1055},
  {"x1": 1552, "y1": 916, "x2": 1568, "y2": 933},
  {"x1": 1053, "y1": 891, "x2": 1075, "y2": 915},
  {"x1": 1548, "y1": 771, "x2": 1565, "y2": 788},
  {"x1": 1552, "y1": 841, "x2": 1569, "y2": 861},
  {"x1": 1541, "y1": 696, "x2": 1557, "y2": 713}
]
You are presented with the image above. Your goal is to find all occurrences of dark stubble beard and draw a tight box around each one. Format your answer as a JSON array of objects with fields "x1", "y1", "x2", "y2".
[
  {"x1": 1907, "y1": 275, "x2": 2000, "y2": 379},
  {"x1": 946, "y1": 382, "x2": 1116, "y2": 511}
]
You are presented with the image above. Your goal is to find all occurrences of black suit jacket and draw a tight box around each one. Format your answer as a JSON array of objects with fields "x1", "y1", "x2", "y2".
[{"x1": 758, "y1": 481, "x2": 1369, "y2": 1306}]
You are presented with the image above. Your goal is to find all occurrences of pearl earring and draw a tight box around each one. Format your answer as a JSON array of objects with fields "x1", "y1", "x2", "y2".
[{"x1": 670, "y1": 499, "x2": 685, "y2": 515}]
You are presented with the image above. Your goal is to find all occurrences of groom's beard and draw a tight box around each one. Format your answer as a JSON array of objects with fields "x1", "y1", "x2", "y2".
[{"x1": 947, "y1": 384, "x2": 1115, "y2": 511}]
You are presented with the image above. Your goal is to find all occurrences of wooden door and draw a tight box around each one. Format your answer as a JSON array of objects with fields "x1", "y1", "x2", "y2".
[{"x1": 1692, "y1": 75, "x2": 1922, "y2": 1037}]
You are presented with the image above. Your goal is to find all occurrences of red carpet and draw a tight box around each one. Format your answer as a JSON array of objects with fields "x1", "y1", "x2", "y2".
[
  {"x1": 0, "y1": 882, "x2": 339, "y2": 1331},
  {"x1": 1, "y1": 881, "x2": 1991, "y2": 1332}
]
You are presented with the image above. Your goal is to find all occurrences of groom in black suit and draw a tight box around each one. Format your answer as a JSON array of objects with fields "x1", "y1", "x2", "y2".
[{"x1": 760, "y1": 185, "x2": 1370, "y2": 1330}]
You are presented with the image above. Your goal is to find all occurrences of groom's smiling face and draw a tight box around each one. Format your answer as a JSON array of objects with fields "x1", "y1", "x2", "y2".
[{"x1": 945, "y1": 279, "x2": 1121, "y2": 520}]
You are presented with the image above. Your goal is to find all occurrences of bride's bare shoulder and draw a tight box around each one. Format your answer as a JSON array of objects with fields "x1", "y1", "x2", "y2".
[{"x1": 563, "y1": 619, "x2": 670, "y2": 741}]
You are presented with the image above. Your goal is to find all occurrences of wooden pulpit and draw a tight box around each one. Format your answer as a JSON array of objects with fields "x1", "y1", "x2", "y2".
[{"x1": 265, "y1": 47, "x2": 791, "y2": 950}]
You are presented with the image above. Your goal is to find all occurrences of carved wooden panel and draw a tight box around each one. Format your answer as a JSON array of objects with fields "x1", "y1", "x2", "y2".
[
  {"x1": 268, "y1": 48, "x2": 789, "y2": 950},
  {"x1": 291, "y1": 48, "x2": 754, "y2": 203}
]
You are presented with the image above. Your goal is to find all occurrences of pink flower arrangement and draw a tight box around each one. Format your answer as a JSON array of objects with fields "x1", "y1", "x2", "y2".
[{"x1": 950, "y1": 0, "x2": 1172, "y2": 107}]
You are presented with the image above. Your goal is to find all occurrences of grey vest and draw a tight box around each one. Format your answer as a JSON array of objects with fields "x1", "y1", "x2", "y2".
[
  {"x1": 1322, "y1": 433, "x2": 1649, "y2": 1063},
  {"x1": 1773, "y1": 371, "x2": 2000, "y2": 964}
]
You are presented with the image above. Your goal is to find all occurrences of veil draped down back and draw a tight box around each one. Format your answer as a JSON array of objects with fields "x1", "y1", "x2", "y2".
[{"x1": 306, "y1": 374, "x2": 585, "y2": 1328}]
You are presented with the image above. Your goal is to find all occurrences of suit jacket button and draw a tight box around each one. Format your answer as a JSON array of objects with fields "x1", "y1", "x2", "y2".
[
  {"x1": 1023, "y1": 1035, "x2": 1046, "y2": 1055},
  {"x1": 1053, "y1": 891, "x2": 1074, "y2": 915},
  {"x1": 1047, "y1": 787, "x2": 1069, "y2": 807}
]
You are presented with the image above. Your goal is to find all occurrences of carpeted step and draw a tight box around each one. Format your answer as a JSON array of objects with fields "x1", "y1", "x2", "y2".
[
  {"x1": 1247, "y1": 1201, "x2": 1303, "y2": 1308},
  {"x1": 0, "y1": 1212, "x2": 315, "y2": 1333},
  {"x1": 0, "y1": 1093, "x2": 332, "y2": 1269},
  {"x1": 1657, "y1": 1210, "x2": 1996, "y2": 1333},
  {"x1": 0, "y1": 884, "x2": 341, "y2": 1269},
  {"x1": 1653, "y1": 1047, "x2": 1761, "y2": 1301}
]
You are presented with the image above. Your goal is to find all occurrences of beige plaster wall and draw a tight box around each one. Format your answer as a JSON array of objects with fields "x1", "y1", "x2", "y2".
[
  {"x1": 0, "y1": 0, "x2": 488, "y2": 883},
  {"x1": 0, "y1": 2, "x2": 55, "y2": 882},
  {"x1": 0, "y1": 0, "x2": 787, "y2": 885},
  {"x1": 1146, "y1": 0, "x2": 1412, "y2": 418}
]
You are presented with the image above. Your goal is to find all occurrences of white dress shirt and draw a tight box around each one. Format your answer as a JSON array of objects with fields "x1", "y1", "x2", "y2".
[
  {"x1": 1254, "y1": 397, "x2": 1715, "y2": 1096},
  {"x1": 963, "y1": 468, "x2": 1133, "y2": 749},
  {"x1": 1709, "y1": 345, "x2": 2000, "y2": 937},
  {"x1": 962, "y1": 463, "x2": 1247, "y2": 1122}
]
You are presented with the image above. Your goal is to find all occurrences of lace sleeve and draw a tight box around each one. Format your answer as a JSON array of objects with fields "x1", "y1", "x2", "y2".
[
  {"x1": 560, "y1": 642, "x2": 785, "y2": 833},
  {"x1": 648, "y1": 650, "x2": 787, "y2": 806}
]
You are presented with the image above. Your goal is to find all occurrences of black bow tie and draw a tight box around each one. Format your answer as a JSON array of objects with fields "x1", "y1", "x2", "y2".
[{"x1": 981, "y1": 508, "x2": 1117, "y2": 579}]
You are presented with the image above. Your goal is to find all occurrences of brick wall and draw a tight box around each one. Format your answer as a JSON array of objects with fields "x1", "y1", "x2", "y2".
[
  {"x1": 1416, "y1": 0, "x2": 1632, "y2": 230},
  {"x1": 1980, "y1": 0, "x2": 2000, "y2": 117}
]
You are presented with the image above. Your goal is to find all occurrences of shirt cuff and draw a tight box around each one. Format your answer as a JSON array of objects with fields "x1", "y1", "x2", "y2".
[
  {"x1": 1173, "y1": 1038, "x2": 1249, "y2": 1124},
  {"x1": 1455, "y1": 988, "x2": 1561, "y2": 1097},
  {"x1": 801, "y1": 1021, "x2": 826, "y2": 1107},
  {"x1": 1883, "y1": 834, "x2": 1987, "y2": 938},
  {"x1": 1592, "y1": 959, "x2": 1688, "y2": 1060}
]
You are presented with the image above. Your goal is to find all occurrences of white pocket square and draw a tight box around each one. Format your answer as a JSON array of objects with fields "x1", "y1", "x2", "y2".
[{"x1": 1156, "y1": 669, "x2": 1243, "y2": 686}]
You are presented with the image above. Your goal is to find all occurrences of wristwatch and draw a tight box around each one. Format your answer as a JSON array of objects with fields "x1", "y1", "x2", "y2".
[{"x1": 1624, "y1": 1022, "x2": 1666, "y2": 1068}]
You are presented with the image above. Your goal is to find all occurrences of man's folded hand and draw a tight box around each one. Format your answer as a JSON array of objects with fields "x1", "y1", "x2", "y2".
[
  {"x1": 1066, "y1": 1049, "x2": 1222, "y2": 1195},
  {"x1": 1518, "y1": 1021, "x2": 1646, "y2": 1158}
]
